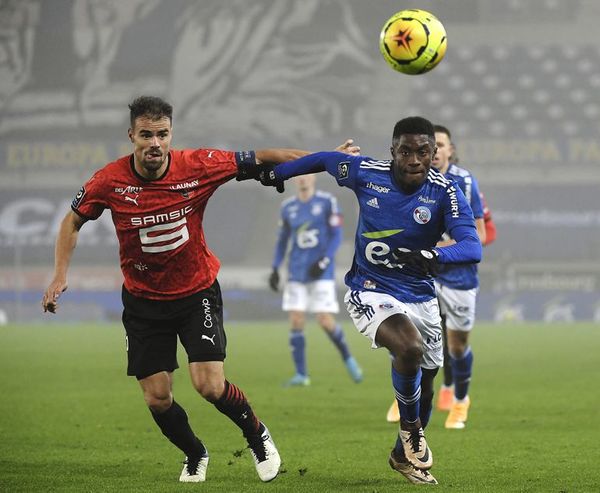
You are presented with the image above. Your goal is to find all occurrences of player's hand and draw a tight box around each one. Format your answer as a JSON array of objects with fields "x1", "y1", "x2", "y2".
[
  {"x1": 335, "y1": 139, "x2": 360, "y2": 156},
  {"x1": 42, "y1": 279, "x2": 68, "y2": 314},
  {"x1": 392, "y1": 249, "x2": 439, "y2": 276},
  {"x1": 308, "y1": 256, "x2": 331, "y2": 279},
  {"x1": 269, "y1": 269, "x2": 280, "y2": 292},
  {"x1": 236, "y1": 165, "x2": 260, "y2": 182},
  {"x1": 236, "y1": 157, "x2": 262, "y2": 182},
  {"x1": 258, "y1": 165, "x2": 285, "y2": 193}
]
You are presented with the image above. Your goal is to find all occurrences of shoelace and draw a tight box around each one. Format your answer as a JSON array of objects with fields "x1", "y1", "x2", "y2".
[
  {"x1": 184, "y1": 457, "x2": 202, "y2": 475},
  {"x1": 247, "y1": 433, "x2": 269, "y2": 462},
  {"x1": 404, "y1": 428, "x2": 424, "y2": 454}
]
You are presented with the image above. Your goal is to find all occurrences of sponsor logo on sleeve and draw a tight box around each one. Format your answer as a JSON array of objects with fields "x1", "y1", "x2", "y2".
[
  {"x1": 71, "y1": 186, "x2": 86, "y2": 209},
  {"x1": 329, "y1": 214, "x2": 342, "y2": 227},
  {"x1": 338, "y1": 161, "x2": 350, "y2": 180},
  {"x1": 447, "y1": 186, "x2": 460, "y2": 218}
]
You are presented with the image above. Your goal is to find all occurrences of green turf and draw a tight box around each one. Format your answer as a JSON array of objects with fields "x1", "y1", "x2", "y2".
[{"x1": 1, "y1": 321, "x2": 599, "y2": 492}]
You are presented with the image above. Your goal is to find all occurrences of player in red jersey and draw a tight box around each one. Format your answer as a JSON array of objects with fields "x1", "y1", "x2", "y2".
[
  {"x1": 481, "y1": 193, "x2": 497, "y2": 245},
  {"x1": 41, "y1": 96, "x2": 358, "y2": 483}
]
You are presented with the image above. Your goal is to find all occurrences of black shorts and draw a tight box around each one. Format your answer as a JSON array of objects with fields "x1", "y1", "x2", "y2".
[{"x1": 122, "y1": 280, "x2": 227, "y2": 380}]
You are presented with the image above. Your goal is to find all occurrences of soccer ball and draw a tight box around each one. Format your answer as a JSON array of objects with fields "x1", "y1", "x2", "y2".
[{"x1": 379, "y1": 9, "x2": 447, "y2": 75}]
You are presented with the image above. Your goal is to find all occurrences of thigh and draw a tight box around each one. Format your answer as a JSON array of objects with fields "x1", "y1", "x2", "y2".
[
  {"x1": 178, "y1": 280, "x2": 227, "y2": 363},
  {"x1": 282, "y1": 282, "x2": 309, "y2": 312},
  {"x1": 122, "y1": 309, "x2": 179, "y2": 380},
  {"x1": 344, "y1": 289, "x2": 408, "y2": 349},
  {"x1": 307, "y1": 280, "x2": 340, "y2": 313},
  {"x1": 403, "y1": 299, "x2": 443, "y2": 369},
  {"x1": 436, "y1": 285, "x2": 477, "y2": 332}
]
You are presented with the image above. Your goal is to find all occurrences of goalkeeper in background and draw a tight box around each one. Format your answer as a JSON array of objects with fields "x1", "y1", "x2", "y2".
[{"x1": 269, "y1": 174, "x2": 363, "y2": 386}]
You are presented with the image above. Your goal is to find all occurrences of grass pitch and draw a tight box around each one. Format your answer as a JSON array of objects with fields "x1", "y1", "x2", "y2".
[{"x1": 1, "y1": 321, "x2": 599, "y2": 492}]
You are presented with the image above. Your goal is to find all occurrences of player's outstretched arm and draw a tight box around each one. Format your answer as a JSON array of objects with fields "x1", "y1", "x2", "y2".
[
  {"x1": 42, "y1": 211, "x2": 86, "y2": 314},
  {"x1": 255, "y1": 139, "x2": 359, "y2": 164},
  {"x1": 253, "y1": 142, "x2": 360, "y2": 192},
  {"x1": 255, "y1": 149, "x2": 312, "y2": 165}
]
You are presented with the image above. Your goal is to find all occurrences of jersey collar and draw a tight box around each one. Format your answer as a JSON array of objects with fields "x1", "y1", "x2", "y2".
[{"x1": 129, "y1": 152, "x2": 171, "y2": 182}]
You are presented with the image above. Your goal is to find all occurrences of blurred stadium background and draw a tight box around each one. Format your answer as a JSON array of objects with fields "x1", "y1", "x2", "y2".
[{"x1": 1, "y1": 0, "x2": 600, "y2": 324}]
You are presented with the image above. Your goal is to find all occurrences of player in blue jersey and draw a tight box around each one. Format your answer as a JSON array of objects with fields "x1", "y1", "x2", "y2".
[
  {"x1": 269, "y1": 174, "x2": 363, "y2": 386},
  {"x1": 257, "y1": 116, "x2": 482, "y2": 485},
  {"x1": 386, "y1": 125, "x2": 495, "y2": 425},
  {"x1": 431, "y1": 125, "x2": 487, "y2": 428}
]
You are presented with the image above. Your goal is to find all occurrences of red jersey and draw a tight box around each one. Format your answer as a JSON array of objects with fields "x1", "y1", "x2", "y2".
[
  {"x1": 72, "y1": 148, "x2": 245, "y2": 300},
  {"x1": 480, "y1": 192, "x2": 497, "y2": 246}
]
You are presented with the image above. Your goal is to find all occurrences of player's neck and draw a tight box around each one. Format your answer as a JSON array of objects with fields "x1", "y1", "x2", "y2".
[
  {"x1": 297, "y1": 189, "x2": 314, "y2": 202},
  {"x1": 133, "y1": 155, "x2": 170, "y2": 181},
  {"x1": 434, "y1": 162, "x2": 449, "y2": 175}
]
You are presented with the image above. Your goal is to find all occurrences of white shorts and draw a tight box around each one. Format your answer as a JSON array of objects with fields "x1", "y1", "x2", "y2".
[
  {"x1": 344, "y1": 289, "x2": 443, "y2": 370},
  {"x1": 434, "y1": 281, "x2": 478, "y2": 332},
  {"x1": 282, "y1": 280, "x2": 340, "y2": 313}
]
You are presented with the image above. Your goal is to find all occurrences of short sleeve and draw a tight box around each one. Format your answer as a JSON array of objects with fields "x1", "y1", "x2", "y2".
[{"x1": 71, "y1": 171, "x2": 108, "y2": 220}]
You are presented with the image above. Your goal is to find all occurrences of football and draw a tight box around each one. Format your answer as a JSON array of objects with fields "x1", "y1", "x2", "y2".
[{"x1": 379, "y1": 9, "x2": 447, "y2": 75}]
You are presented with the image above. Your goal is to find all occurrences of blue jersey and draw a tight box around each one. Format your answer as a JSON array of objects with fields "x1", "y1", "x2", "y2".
[
  {"x1": 272, "y1": 191, "x2": 342, "y2": 283},
  {"x1": 436, "y1": 163, "x2": 484, "y2": 290},
  {"x1": 315, "y1": 154, "x2": 477, "y2": 303}
]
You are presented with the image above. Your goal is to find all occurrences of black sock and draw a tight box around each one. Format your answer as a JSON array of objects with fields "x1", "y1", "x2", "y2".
[
  {"x1": 420, "y1": 368, "x2": 438, "y2": 428},
  {"x1": 213, "y1": 380, "x2": 261, "y2": 437},
  {"x1": 150, "y1": 400, "x2": 206, "y2": 457}
]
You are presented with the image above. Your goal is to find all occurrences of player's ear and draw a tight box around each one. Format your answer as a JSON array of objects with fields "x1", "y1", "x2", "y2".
[
  {"x1": 390, "y1": 146, "x2": 394, "y2": 158},
  {"x1": 128, "y1": 128, "x2": 134, "y2": 142}
]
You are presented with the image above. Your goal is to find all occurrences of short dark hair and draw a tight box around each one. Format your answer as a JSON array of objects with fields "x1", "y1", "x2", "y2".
[
  {"x1": 433, "y1": 124, "x2": 451, "y2": 140},
  {"x1": 393, "y1": 116, "x2": 435, "y2": 142},
  {"x1": 128, "y1": 96, "x2": 173, "y2": 127}
]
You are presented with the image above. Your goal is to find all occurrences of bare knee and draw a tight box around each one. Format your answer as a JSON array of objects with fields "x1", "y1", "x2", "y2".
[
  {"x1": 144, "y1": 389, "x2": 172, "y2": 414},
  {"x1": 394, "y1": 341, "x2": 424, "y2": 368},
  {"x1": 140, "y1": 372, "x2": 173, "y2": 414},
  {"x1": 376, "y1": 314, "x2": 424, "y2": 371},
  {"x1": 193, "y1": 378, "x2": 225, "y2": 402},
  {"x1": 447, "y1": 329, "x2": 469, "y2": 358},
  {"x1": 316, "y1": 313, "x2": 335, "y2": 331},
  {"x1": 289, "y1": 311, "x2": 305, "y2": 329}
]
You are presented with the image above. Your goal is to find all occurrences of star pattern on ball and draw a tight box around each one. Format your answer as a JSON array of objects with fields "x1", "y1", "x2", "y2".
[{"x1": 391, "y1": 28, "x2": 413, "y2": 52}]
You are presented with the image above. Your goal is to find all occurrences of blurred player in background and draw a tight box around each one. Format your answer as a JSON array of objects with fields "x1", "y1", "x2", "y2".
[
  {"x1": 257, "y1": 116, "x2": 482, "y2": 485},
  {"x1": 269, "y1": 174, "x2": 363, "y2": 387},
  {"x1": 41, "y1": 95, "x2": 349, "y2": 484},
  {"x1": 435, "y1": 127, "x2": 496, "y2": 425}
]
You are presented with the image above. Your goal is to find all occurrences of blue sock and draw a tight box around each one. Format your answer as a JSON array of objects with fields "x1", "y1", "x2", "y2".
[
  {"x1": 289, "y1": 330, "x2": 306, "y2": 376},
  {"x1": 451, "y1": 346, "x2": 473, "y2": 400},
  {"x1": 391, "y1": 365, "x2": 422, "y2": 423},
  {"x1": 327, "y1": 324, "x2": 351, "y2": 361}
]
